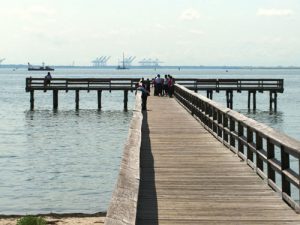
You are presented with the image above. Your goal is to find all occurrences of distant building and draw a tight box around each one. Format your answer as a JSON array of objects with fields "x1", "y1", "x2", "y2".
[
  {"x1": 138, "y1": 58, "x2": 163, "y2": 67},
  {"x1": 91, "y1": 56, "x2": 111, "y2": 67},
  {"x1": 118, "y1": 56, "x2": 136, "y2": 68}
]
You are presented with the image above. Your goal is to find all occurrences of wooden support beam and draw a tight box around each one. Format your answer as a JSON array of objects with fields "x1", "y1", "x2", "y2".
[
  {"x1": 98, "y1": 90, "x2": 102, "y2": 110},
  {"x1": 253, "y1": 91, "x2": 256, "y2": 111},
  {"x1": 248, "y1": 91, "x2": 251, "y2": 109},
  {"x1": 229, "y1": 118, "x2": 235, "y2": 148},
  {"x1": 274, "y1": 92, "x2": 277, "y2": 112},
  {"x1": 267, "y1": 139, "x2": 275, "y2": 183},
  {"x1": 226, "y1": 90, "x2": 233, "y2": 109},
  {"x1": 238, "y1": 122, "x2": 244, "y2": 154},
  {"x1": 30, "y1": 90, "x2": 34, "y2": 110},
  {"x1": 53, "y1": 90, "x2": 58, "y2": 109},
  {"x1": 247, "y1": 127, "x2": 253, "y2": 162},
  {"x1": 270, "y1": 91, "x2": 278, "y2": 112},
  {"x1": 206, "y1": 90, "x2": 213, "y2": 99},
  {"x1": 75, "y1": 90, "x2": 79, "y2": 110},
  {"x1": 124, "y1": 90, "x2": 128, "y2": 111},
  {"x1": 256, "y1": 133, "x2": 263, "y2": 173},
  {"x1": 248, "y1": 91, "x2": 257, "y2": 111},
  {"x1": 281, "y1": 147, "x2": 291, "y2": 196},
  {"x1": 270, "y1": 91, "x2": 273, "y2": 111}
]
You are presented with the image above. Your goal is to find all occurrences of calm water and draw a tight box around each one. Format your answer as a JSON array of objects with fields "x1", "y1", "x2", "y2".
[{"x1": 0, "y1": 68, "x2": 299, "y2": 214}]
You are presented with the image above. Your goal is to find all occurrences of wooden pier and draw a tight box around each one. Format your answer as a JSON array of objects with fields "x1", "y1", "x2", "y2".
[
  {"x1": 176, "y1": 78, "x2": 284, "y2": 110},
  {"x1": 105, "y1": 84, "x2": 300, "y2": 225},
  {"x1": 25, "y1": 78, "x2": 283, "y2": 111},
  {"x1": 25, "y1": 77, "x2": 140, "y2": 110}
]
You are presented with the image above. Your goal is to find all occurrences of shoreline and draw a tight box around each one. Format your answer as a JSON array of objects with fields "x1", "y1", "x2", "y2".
[{"x1": 0, "y1": 212, "x2": 106, "y2": 225}]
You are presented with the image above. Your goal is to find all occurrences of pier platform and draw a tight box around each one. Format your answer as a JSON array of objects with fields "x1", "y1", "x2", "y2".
[{"x1": 135, "y1": 96, "x2": 300, "y2": 225}]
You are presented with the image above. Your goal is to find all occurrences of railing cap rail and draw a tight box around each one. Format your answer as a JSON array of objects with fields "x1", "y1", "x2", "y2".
[{"x1": 176, "y1": 83, "x2": 300, "y2": 156}]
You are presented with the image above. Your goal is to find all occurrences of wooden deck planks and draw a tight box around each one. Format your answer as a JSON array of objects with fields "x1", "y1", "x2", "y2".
[{"x1": 136, "y1": 96, "x2": 300, "y2": 225}]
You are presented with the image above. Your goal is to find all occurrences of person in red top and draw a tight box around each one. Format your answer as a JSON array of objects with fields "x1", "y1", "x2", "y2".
[{"x1": 168, "y1": 75, "x2": 175, "y2": 97}]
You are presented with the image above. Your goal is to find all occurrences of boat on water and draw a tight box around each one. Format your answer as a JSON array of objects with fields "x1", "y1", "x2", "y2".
[
  {"x1": 28, "y1": 62, "x2": 54, "y2": 71},
  {"x1": 116, "y1": 53, "x2": 128, "y2": 70}
]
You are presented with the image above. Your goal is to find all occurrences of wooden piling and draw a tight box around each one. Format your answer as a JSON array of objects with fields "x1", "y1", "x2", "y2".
[
  {"x1": 98, "y1": 90, "x2": 102, "y2": 109},
  {"x1": 53, "y1": 90, "x2": 58, "y2": 109},
  {"x1": 226, "y1": 90, "x2": 233, "y2": 109},
  {"x1": 206, "y1": 90, "x2": 213, "y2": 99},
  {"x1": 248, "y1": 91, "x2": 257, "y2": 110},
  {"x1": 75, "y1": 90, "x2": 79, "y2": 110},
  {"x1": 274, "y1": 92, "x2": 277, "y2": 111},
  {"x1": 248, "y1": 91, "x2": 251, "y2": 109},
  {"x1": 253, "y1": 91, "x2": 256, "y2": 110},
  {"x1": 270, "y1": 91, "x2": 278, "y2": 111},
  {"x1": 124, "y1": 90, "x2": 128, "y2": 110},
  {"x1": 30, "y1": 90, "x2": 34, "y2": 110}
]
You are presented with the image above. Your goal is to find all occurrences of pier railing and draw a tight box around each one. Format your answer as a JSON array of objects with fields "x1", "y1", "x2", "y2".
[
  {"x1": 25, "y1": 77, "x2": 284, "y2": 92},
  {"x1": 104, "y1": 92, "x2": 142, "y2": 225},
  {"x1": 176, "y1": 78, "x2": 284, "y2": 92},
  {"x1": 25, "y1": 77, "x2": 140, "y2": 92},
  {"x1": 174, "y1": 84, "x2": 300, "y2": 212}
]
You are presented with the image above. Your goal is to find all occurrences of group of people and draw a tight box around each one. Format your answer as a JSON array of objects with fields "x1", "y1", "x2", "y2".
[
  {"x1": 136, "y1": 74, "x2": 176, "y2": 110},
  {"x1": 153, "y1": 74, "x2": 175, "y2": 97}
]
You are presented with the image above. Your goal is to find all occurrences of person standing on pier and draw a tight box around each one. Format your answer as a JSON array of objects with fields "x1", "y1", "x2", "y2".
[
  {"x1": 168, "y1": 75, "x2": 175, "y2": 97},
  {"x1": 136, "y1": 80, "x2": 149, "y2": 110},
  {"x1": 155, "y1": 74, "x2": 163, "y2": 96},
  {"x1": 163, "y1": 74, "x2": 169, "y2": 96},
  {"x1": 145, "y1": 78, "x2": 151, "y2": 95}
]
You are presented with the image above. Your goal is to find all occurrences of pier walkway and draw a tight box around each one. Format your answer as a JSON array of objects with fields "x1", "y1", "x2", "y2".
[{"x1": 136, "y1": 96, "x2": 300, "y2": 225}]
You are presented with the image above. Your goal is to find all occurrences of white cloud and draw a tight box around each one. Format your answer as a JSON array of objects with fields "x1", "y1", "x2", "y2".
[
  {"x1": 189, "y1": 29, "x2": 205, "y2": 35},
  {"x1": 257, "y1": 8, "x2": 294, "y2": 17},
  {"x1": 180, "y1": 8, "x2": 200, "y2": 21},
  {"x1": 3, "y1": 4, "x2": 57, "y2": 22}
]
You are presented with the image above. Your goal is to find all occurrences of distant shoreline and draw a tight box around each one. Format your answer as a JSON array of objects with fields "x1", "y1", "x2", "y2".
[
  {"x1": 1, "y1": 64, "x2": 300, "y2": 70},
  {"x1": 0, "y1": 212, "x2": 106, "y2": 219},
  {"x1": 0, "y1": 212, "x2": 106, "y2": 225}
]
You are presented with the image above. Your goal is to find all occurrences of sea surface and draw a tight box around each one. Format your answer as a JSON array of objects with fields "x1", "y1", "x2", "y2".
[{"x1": 0, "y1": 68, "x2": 299, "y2": 214}]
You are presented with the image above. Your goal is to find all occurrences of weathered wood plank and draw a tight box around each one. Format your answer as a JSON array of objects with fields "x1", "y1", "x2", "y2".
[
  {"x1": 136, "y1": 96, "x2": 300, "y2": 224},
  {"x1": 104, "y1": 93, "x2": 142, "y2": 225}
]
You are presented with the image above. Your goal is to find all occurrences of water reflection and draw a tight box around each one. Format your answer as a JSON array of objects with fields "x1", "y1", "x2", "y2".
[
  {"x1": 238, "y1": 109, "x2": 284, "y2": 130},
  {"x1": 0, "y1": 109, "x2": 132, "y2": 214}
]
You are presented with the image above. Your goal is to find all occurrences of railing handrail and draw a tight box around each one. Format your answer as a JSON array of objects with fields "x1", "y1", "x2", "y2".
[
  {"x1": 174, "y1": 83, "x2": 300, "y2": 212},
  {"x1": 104, "y1": 92, "x2": 142, "y2": 225},
  {"x1": 25, "y1": 77, "x2": 284, "y2": 92}
]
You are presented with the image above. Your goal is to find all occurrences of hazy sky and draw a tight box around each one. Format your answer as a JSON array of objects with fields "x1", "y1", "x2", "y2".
[{"x1": 0, "y1": 0, "x2": 299, "y2": 66}]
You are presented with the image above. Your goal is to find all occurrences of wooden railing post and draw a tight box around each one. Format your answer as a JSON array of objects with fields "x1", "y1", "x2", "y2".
[
  {"x1": 238, "y1": 122, "x2": 244, "y2": 154},
  {"x1": 213, "y1": 108, "x2": 217, "y2": 134},
  {"x1": 256, "y1": 133, "x2": 264, "y2": 174},
  {"x1": 217, "y1": 111, "x2": 223, "y2": 138},
  {"x1": 281, "y1": 147, "x2": 291, "y2": 196},
  {"x1": 229, "y1": 118, "x2": 235, "y2": 149},
  {"x1": 267, "y1": 139, "x2": 275, "y2": 183},
  {"x1": 223, "y1": 115, "x2": 229, "y2": 143},
  {"x1": 247, "y1": 127, "x2": 253, "y2": 163}
]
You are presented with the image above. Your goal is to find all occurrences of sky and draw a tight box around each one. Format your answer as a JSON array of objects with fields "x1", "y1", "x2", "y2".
[{"x1": 0, "y1": 0, "x2": 299, "y2": 66}]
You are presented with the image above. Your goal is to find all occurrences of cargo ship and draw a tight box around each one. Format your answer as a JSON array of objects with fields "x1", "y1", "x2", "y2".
[{"x1": 28, "y1": 62, "x2": 54, "y2": 71}]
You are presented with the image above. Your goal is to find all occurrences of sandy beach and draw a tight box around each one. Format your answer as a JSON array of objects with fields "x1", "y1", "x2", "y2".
[{"x1": 0, "y1": 213, "x2": 105, "y2": 225}]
